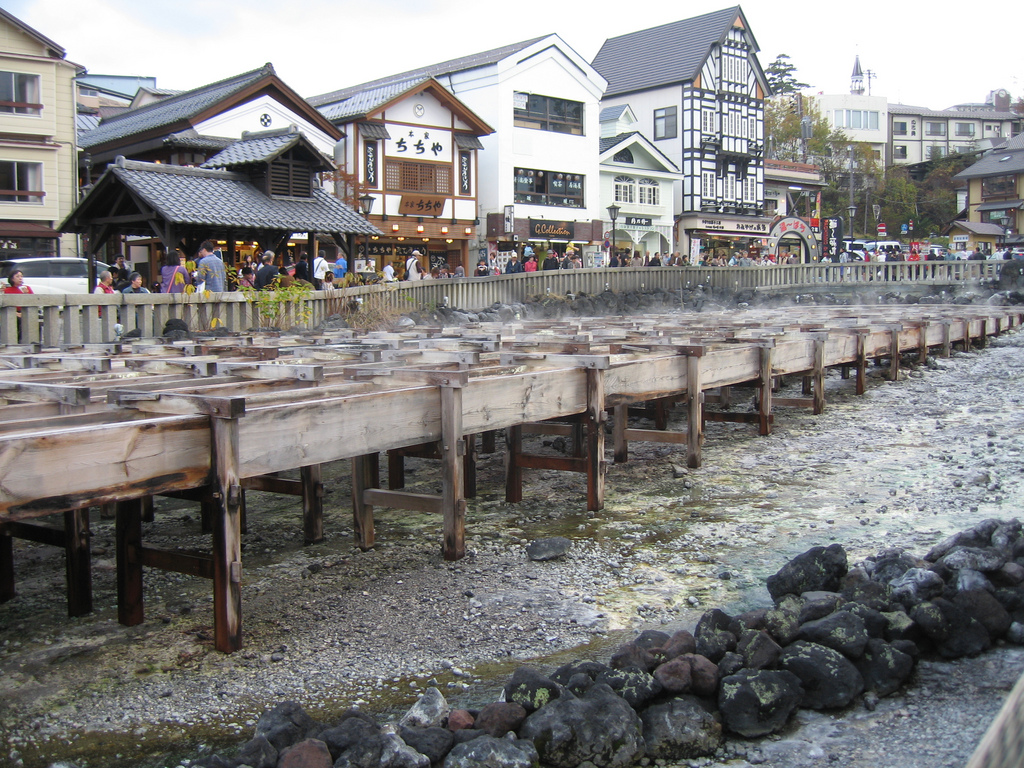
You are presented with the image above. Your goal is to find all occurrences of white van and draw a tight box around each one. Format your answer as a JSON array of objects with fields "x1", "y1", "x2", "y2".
[{"x1": 1, "y1": 257, "x2": 111, "y2": 294}]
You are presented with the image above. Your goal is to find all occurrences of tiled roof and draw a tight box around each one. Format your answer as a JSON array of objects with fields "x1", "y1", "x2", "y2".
[
  {"x1": 316, "y1": 79, "x2": 427, "y2": 122},
  {"x1": 948, "y1": 220, "x2": 1006, "y2": 236},
  {"x1": 599, "y1": 132, "x2": 680, "y2": 172},
  {"x1": 199, "y1": 127, "x2": 334, "y2": 170},
  {"x1": 956, "y1": 146, "x2": 1024, "y2": 179},
  {"x1": 76, "y1": 159, "x2": 380, "y2": 234},
  {"x1": 77, "y1": 113, "x2": 100, "y2": 133},
  {"x1": 600, "y1": 105, "x2": 629, "y2": 122},
  {"x1": 79, "y1": 64, "x2": 275, "y2": 150},
  {"x1": 593, "y1": 6, "x2": 745, "y2": 97},
  {"x1": 308, "y1": 36, "x2": 549, "y2": 109},
  {"x1": 164, "y1": 129, "x2": 235, "y2": 151},
  {"x1": 600, "y1": 134, "x2": 631, "y2": 153},
  {"x1": 889, "y1": 103, "x2": 1020, "y2": 120}
]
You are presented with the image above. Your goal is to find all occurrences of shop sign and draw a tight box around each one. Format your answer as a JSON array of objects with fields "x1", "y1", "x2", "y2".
[
  {"x1": 388, "y1": 127, "x2": 449, "y2": 159},
  {"x1": 364, "y1": 141, "x2": 378, "y2": 188},
  {"x1": 696, "y1": 217, "x2": 770, "y2": 234},
  {"x1": 952, "y1": 234, "x2": 969, "y2": 242},
  {"x1": 529, "y1": 219, "x2": 575, "y2": 239},
  {"x1": 503, "y1": 205, "x2": 515, "y2": 234},
  {"x1": 459, "y1": 151, "x2": 472, "y2": 195},
  {"x1": 399, "y1": 195, "x2": 447, "y2": 216},
  {"x1": 625, "y1": 216, "x2": 652, "y2": 227}
]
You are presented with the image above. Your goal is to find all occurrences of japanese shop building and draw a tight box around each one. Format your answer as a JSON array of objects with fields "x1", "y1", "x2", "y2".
[{"x1": 312, "y1": 34, "x2": 607, "y2": 273}]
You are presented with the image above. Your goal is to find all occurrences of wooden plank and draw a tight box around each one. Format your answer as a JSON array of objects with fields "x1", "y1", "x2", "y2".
[
  {"x1": 505, "y1": 425, "x2": 523, "y2": 504},
  {"x1": 586, "y1": 368, "x2": 605, "y2": 512},
  {"x1": 0, "y1": 380, "x2": 90, "y2": 406},
  {"x1": 0, "y1": 532, "x2": 12, "y2": 602},
  {"x1": 440, "y1": 385, "x2": 466, "y2": 561},
  {"x1": 613, "y1": 404, "x2": 628, "y2": 464},
  {"x1": 115, "y1": 499, "x2": 144, "y2": 627},
  {"x1": 515, "y1": 453, "x2": 587, "y2": 473},
  {"x1": 301, "y1": 464, "x2": 324, "y2": 545},
  {"x1": 623, "y1": 427, "x2": 689, "y2": 444},
  {"x1": 363, "y1": 488, "x2": 442, "y2": 514},
  {"x1": 687, "y1": 355, "x2": 703, "y2": 469},
  {"x1": 137, "y1": 546, "x2": 214, "y2": 579},
  {"x1": 210, "y1": 414, "x2": 243, "y2": 653},
  {"x1": 352, "y1": 454, "x2": 376, "y2": 549},
  {"x1": 3, "y1": 519, "x2": 65, "y2": 546},
  {"x1": 241, "y1": 475, "x2": 302, "y2": 496}
]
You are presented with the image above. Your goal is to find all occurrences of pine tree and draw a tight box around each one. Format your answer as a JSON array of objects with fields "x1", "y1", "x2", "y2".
[{"x1": 765, "y1": 54, "x2": 811, "y2": 95}]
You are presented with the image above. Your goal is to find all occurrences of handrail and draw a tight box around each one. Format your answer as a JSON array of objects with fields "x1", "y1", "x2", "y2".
[{"x1": 0, "y1": 262, "x2": 1003, "y2": 345}]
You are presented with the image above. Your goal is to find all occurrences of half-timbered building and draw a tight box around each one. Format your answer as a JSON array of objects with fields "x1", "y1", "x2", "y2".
[{"x1": 593, "y1": 6, "x2": 772, "y2": 262}]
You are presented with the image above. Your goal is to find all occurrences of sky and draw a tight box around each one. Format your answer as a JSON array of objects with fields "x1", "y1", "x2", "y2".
[{"x1": 5, "y1": 0, "x2": 1022, "y2": 109}]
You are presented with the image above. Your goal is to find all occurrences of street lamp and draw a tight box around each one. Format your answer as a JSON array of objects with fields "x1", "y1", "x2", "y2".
[
  {"x1": 607, "y1": 204, "x2": 620, "y2": 264},
  {"x1": 358, "y1": 194, "x2": 375, "y2": 260},
  {"x1": 846, "y1": 204, "x2": 857, "y2": 249}
]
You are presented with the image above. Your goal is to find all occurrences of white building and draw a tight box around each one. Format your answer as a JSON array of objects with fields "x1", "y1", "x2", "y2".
[{"x1": 310, "y1": 35, "x2": 607, "y2": 265}]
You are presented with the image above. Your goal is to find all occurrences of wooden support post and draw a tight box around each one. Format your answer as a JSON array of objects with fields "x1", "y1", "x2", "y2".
[
  {"x1": 613, "y1": 403, "x2": 628, "y2": 464},
  {"x1": 942, "y1": 321, "x2": 952, "y2": 358},
  {"x1": 759, "y1": 345, "x2": 774, "y2": 435},
  {"x1": 686, "y1": 355, "x2": 704, "y2": 469},
  {"x1": 141, "y1": 495, "x2": 155, "y2": 523},
  {"x1": 115, "y1": 498, "x2": 144, "y2": 627},
  {"x1": 200, "y1": 499, "x2": 214, "y2": 533},
  {"x1": 812, "y1": 338, "x2": 826, "y2": 416},
  {"x1": 719, "y1": 386, "x2": 733, "y2": 408},
  {"x1": 482, "y1": 430, "x2": 497, "y2": 454},
  {"x1": 440, "y1": 384, "x2": 466, "y2": 561},
  {"x1": 585, "y1": 368, "x2": 605, "y2": 512},
  {"x1": 840, "y1": 365, "x2": 850, "y2": 380},
  {"x1": 0, "y1": 529, "x2": 13, "y2": 602},
  {"x1": 977, "y1": 318, "x2": 987, "y2": 349},
  {"x1": 64, "y1": 508, "x2": 92, "y2": 617},
  {"x1": 889, "y1": 330, "x2": 900, "y2": 381},
  {"x1": 919, "y1": 324, "x2": 929, "y2": 365},
  {"x1": 505, "y1": 425, "x2": 524, "y2": 503},
  {"x1": 388, "y1": 450, "x2": 405, "y2": 489},
  {"x1": 208, "y1": 403, "x2": 245, "y2": 654},
  {"x1": 351, "y1": 453, "x2": 376, "y2": 550},
  {"x1": 571, "y1": 417, "x2": 585, "y2": 458},
  {"x1": 856, "y1": 332, "x2": 868, "y2": 395},
  {"x1": 463, "y1": 433, "x2": 477, "y2": 500},
  {"x1": 653, "y1": 398, "x2": 669, "y2": 431},
  {"x1": 300, "y1": 464, "x2": 324, "y2": 545},
  {"x1": 802, "y1": 375, "x2": 812, "y2": 396}
]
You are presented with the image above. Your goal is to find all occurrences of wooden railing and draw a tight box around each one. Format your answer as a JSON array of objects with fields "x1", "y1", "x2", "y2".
[{"x1": 0, "y1": 262, "x2": 1003, "y2": 345}]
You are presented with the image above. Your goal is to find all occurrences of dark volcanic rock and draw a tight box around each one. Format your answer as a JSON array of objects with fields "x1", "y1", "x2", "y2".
[
  {"x1": 595, "y1": 666, "x2": 663, "y2": 709},
  {"x1": 954, "y1": 588, "x2": 1012, "y2": 639},
  {"x1": 737, "y1": 629, "x2": 783, "y2": 670},
  {"x1": 856, "y1": 638, "x2": 915, "y2": 697},
  {"x1": 474, "y1": 702, "x2": 528, "y2": 737},
  {"x1": 778, "y1": 641, "x2": 865, "y2": 709},
  {"x1": 255, "y1": 701, "x2": 318, "y2": 752},
  {"x1": 910, "y1": 598, "x2": 992, "y2": 658},
  {"x1": 717, "y1": 669, "x2": 804, "y2": 737},
  {"x1": 640, "y1": 696, "x2": 723, "y2": 760},
  {"x1": 694, "y1": 609, "x2": 737, "y2": 662},
  {"x1": 941, "y1": 546, "x2": 1009, "y2": 573},
  {"x1": 525, "y1": 537, "x2": 572, "y2": 561},
  {"x1": 443, "y1": 734, "x2": 539, "y2": 768},
  {"x1": 798, "y1": 610, "x2": 870, "y2": 658},
  {"x1": 503, "y1": 667, "x2": 562, "y2": 713},
  {"x1": 398, "y1": 725, "x2": 454, "y2": 764},
  {"x1": 925, "y1": 520, "x2": 1000, "y2": 561},
  {"x1": 767, "y1": 544, "x2": 848, "y2": 601}
]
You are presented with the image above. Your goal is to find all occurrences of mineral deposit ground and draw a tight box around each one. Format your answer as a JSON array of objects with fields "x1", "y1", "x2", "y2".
[{"x1": 3, "y1": 321, "x2": 1024, "y2": 768}]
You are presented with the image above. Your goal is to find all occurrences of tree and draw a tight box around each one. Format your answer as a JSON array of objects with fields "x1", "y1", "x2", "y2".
[{"x1": 765, "y1": 54, "x2": 811, "y2": 95}]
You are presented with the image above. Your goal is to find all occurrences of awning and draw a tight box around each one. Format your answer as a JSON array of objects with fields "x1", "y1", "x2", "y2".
[
  {"x1": 358, "y1": 122, "x2": 391, "y2": 140},
  {"x1": 977, "y1": 200, "x2": 1023, "y2": 212},
  {"x1": 454, "y1": 134, "x2": 484, "y2": 150},
  {"x1": 0, "y1": 221, "x2": 60, "y2": 238}
]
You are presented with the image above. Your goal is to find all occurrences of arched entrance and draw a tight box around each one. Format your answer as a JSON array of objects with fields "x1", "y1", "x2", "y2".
[{"x1": 767, "y1": 217, "x2": 820, "y2": 263}]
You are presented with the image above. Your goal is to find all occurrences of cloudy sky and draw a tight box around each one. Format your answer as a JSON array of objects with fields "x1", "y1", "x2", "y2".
[{"x1": 6, "y1": 0, "x2": 1021, "y2": 109}]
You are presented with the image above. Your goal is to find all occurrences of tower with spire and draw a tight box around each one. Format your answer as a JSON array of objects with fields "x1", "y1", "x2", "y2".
[{"x1": 851, "y1": 56, "x2": 864, "y2": 95}]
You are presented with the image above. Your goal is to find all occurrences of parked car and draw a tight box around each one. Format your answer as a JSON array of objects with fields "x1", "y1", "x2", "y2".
[{"x1": 0, "y1": 257, "x2": 111, "y2": 294}]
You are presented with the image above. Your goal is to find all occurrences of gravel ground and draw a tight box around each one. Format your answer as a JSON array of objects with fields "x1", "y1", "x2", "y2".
[{"x1": 3, "y1": 315, "x2": 1024, "y2": 768}]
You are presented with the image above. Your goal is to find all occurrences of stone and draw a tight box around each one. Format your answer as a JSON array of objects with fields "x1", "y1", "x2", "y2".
[
  {"x1": 1007, "y1": 622, "x2": 1024, "y2": 645},
  {"x1": 549, "y1": 660, "x2": 610, "y2": 686},
  {"x1": 278, "y1": 738, "x2": 333, "y2": 768},
  {"x1": 717, "y1": 669, "x2": 804, "y2": 737},
  {"x1": 633, "y1": 629, "x2": 671, "y2": 650},
  {"x1": 400, "y1": 687, "x2": 451, "y2": 729},
  {"x1": 254, "y1": 701, "x2": 318, "y2": 752},
  {"x1": 640, "y1": 695, "x2": 723, "y2": 760},
  {"x1": 889, "y1": 567, "x2": 945, "y2": 607},
  {"x1": 682, "y1": 654, "x2": 720, "y2": 697},
  {"x1": 866, "y1": 549, "x2": 921, "y2": 584},
  {"x1": 910, "y1": 598, "x2": 992, "y2": 658},
  {"x1": 398, "y1": 726, "x2": 454, "y2": 765},
  {"x1": 475, "y1": 702, "x2": 528, "y2": 737},
  {"x1": 737, "y1": 630, "x2": 782, "y2": 670},
  {"x1": 728, "y1": 609, "x2": 768, "y2": 636},
  {"x1": 925, "y1": 520, "x2": 1000, "y2": 561},
  {"x1": 839, "y1": 603, "x2": 888, "y2": 638},
  {"x1": 379, "y1": 724, "x2": 431, "y2": 768},
  {"x1": 442, "y1": 734, "x2": 540, "y2": 768},
  {"x1": 608, "y1": 640, "x2": 659, "y2": 672},
  {"x1": 594, "y1": 667, "x2": 663, "y2": 709},
  {"x1": 881, "y1": 610, "x2": 920, "y2": 644},
  {"x1": 797, "y1": 591, "x2": 845, "y2": 623},
  {"x1": 233, "y1": 735, "x2": 277, "y2": 768},
  {"x1": 717, "y1": 652, "x2": 744, "y2": 678},
  {"x1": 525, "y1": 537, "x2": 572, "y2": 561},
  {"x1": 993, "y1": 562, "x2": 1024, "y2": 587},
  {"x1": 840, "y1": 579, "x2": 894, "y2": 612},
  {"x1": 319, "y1": 716, "x2": 383, "y2": 763},
  {"x1": 446, "y1": 710, "x2": 475, "y2": 731},
  {"x1": 954, "y1": 588, "x2": 1012, "y2": 639},
  {"x1": 766, "y1": 544, "x2": 848, "y2": 601},
  {"x1": 652, "y1": 656, "x2": 691, "y2": 694},
  {"x1": 941, "y1": 547, "x2": 1008, "y2": 573},
  {"x1": 519, "y1": 683, "x2": 645, "y2": 768},
  {"x1": 763, "y1": 607, "x2": 801, "y2": 646},
  {"x1": 656, "y1": 629, "x2": 697, "y2": 660},
  {"x1": 503, "y1": 667, "x2": 562, "y2": 713},
  {"x1": 694, "y1": 609, "x2": 737, "y2": 662},
  {"x1": 777, "y1": 641, "x2": 865, "y2": 710},
  {"x1": 798, "y1": 610, "x2": 869, "y2": 658},
  {"x1": 956, "y1": 569, "x2": 994, "y2": 593},
  {"x1": 855, "y1": 638, "x2": 915, "y2": 697}
]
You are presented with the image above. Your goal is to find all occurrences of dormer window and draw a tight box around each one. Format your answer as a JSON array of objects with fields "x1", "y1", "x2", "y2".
[{"x1": 269, "y1": 149, "x2": 313, "y2": 197}]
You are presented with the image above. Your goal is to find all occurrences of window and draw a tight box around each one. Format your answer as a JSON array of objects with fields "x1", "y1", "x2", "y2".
[
  {"x1": 654, "y1": 107, "x2": 677, "y2": 140},
  {"x1": 701, "y1": 171, "x2": 716, "y2": 201},
  {"x1": 742, "y1": 175, "x2": 756, "y2": 203},
  {"x1": 955, "y1": 123, "x2": 975, "y2": 137},
  {"x1": 0, "y1": 160, "x2": 43, "y2": 203},
  {"x1": 893, "y1": 145, "x2": 908, "y2": 160},
  {"x1": 385, "y1": 160, "x2": 451, "y2": 194},
  {"x1": 925, "y1": 122, "x2": 946, "y2": 136},
  {"x1": 981, "y1": 175, "x2": 1016, "y2": 197},
  {"x1": 835, "y1": 110, "x2": 880, "y2": 130},
  {"x1": 614, "y1": 175, "x2": 635, "y2": 204},
  {"x1": 514, "y1": 167, "x2": 584, "y2": 208},
  {"x1": 701, "y1": 109, "x2": 716, "y2": 134},
  {"x1": 927, "y1": 145, "x2": 946, "y2": 159},
  {"x1": 892, "y1": 121, "x2": 908, "y2": 136},
  {"x1": 956, "y1": 146, "x2": 974, "y2": 154},
  {"x1": 513, "y1": 93, "x2": 583, "y2": 135},
  {"x1": 725, "y1": 173, "x2": 736, "y2": 201},
  {"x1": 639, "y1": 178, "x2": 660, "y2": 206},
  {"x1": 0, "y1": 71, "x2": 41, "y2": 115}
]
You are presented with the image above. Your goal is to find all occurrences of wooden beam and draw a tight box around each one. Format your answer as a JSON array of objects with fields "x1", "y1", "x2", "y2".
[
  {"x1": 585, "y1": 368, "x2": 605, "y2": 512},
  {"x1": 64, "y1": 508, "x2": 92, "y2": 617},
  {"x1": 758, "y1": 345, "x2": 773, "y2": 436},
  {"x1": 352, "y1": 453, "x2": 376, "y2": 550},
  {"x1": 241, "y1": 475, "x2": 303, "y2": 496},
  {"x1": 440, "y1": 385, "x2": 466, "y2": 561},
  {"x1": 137, "y1": 546, "x2": 214, "y2": 579},
  {"x1": 301, "y1": 464, "x2": 324, "y2": 545},
  {"x1": 505, "y1": 425, "x2": 523, "y2": 503},
  {"x1": 210, "y1": 414, "x2": 243, "y2": 653},
  {"x1": 687, "y1": 355, "x2": 703, "y2": 469},
  {"x1": 363, "y1": 488, "x2": 442, "y2": 514},
  {"x1": 115, "y1": 498, "x2": 144, "y2": 627}
]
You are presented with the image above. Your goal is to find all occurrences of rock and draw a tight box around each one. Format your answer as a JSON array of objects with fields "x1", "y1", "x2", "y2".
[
  {"x1": 519, "y1": 683, "x2": 645, "y2": 768},
  {"x1": 881, "y1": 610, "x2": 921, "y2": 644},
  {"x1": 162, "y1": 317, "x2": 189, "y2": 336},
  {"x1": 379, "y1": 724, "x2": 432, "y2": 768},
  {"x1": 694, "y1": 609, "x2": 737, "y2": 662},
  {"x1": 503, "y1": 667, "x2": 562, "y2": 713},
  {"x1": 398, "y1": 726, "x2": 455, "y2": 764},
  {"x1": 640, "y1": 695, "x2": 723, "y2": 760},
  {"x1": 763, "y1": 607, "x2": 801, "y2": 646},
  {"x1": 595, "y1": 667, "x2": 663, "y2": 709},
  {"x1": 956, "y1": 569, "x2": 994, "y2": 593},
  {"x1": 889, "y1": 568, "x2": 945, "y2": 607},
  {"x1": 991, "y1": 520, "x2": 1022, "y2": 551},
  {"x1": 475, "y1": 702, "x2": 528, "y2": 737},
  {"x1": 941, "y1": 547, "x2": 1009, "y2": 573},
  {"x1": 442, "y1": 734, "x2": 540, "y2": 768},
  {"x1": 525, "y1": 537, "x2": 572, "y2": 561},
  {"x1": 254, "y1": 701, "x2": 318, "y2": 752},
  {"x1": 737, "y1": 630, "x2": 782, "y2": 670},
  {"x1": 652, "y1": 656, "x2": 691, "y2": 693},
  {"x1": 839, "y1": 603, "x2": 888, "y2": 638},
  {"x1": 1007, "y1": 622, "x2": 1024, "y2": 644},
  {"x1": 910, "y1": 598, "x2": 992, "y2": 658},
  {"x1": 717, "y1": 652, "x2": 744, "y2": 678},
  {"x1": 767, "y1": 545, "x2": 848, "y2": 601},
  {"x1": 633, "y1": 629, "x2": 671, "y2": 650},
  {"x1": 866, "y1": 549, "x2": 921, "y2": 584},
  {"x1": 728, "y1": 609, "x2": 768, "y2": 636},
  {"x1": 993, "y1": 562, "x2": 1024, "y2": 586},
  {"x1": 954, "y1": 589, "x2": 1012, "y2": 639},
  {"x1": 233, "y1": 735, "x2": 277, "y2": 768},
  {"x1": 925, "y1": 520, "x2": 1000, "y2": 561},
  {"x1": 798, "y1": 610, "x2": 869, "y2": 658},
  {"x1": 278, "y1": 738, "x2": 333, "y2": 768},
  {"x1": 840, "y1": 579, "x2": 894, "y2": 612},
  {"x1": 319, "y1": 715, "x2": 383, "y2": 762},
  {"x1": 855, "y1": 638, "x2": 914, "y2": 697},
  {"x1": 777, "y1": 641, "x2": 865, "y2": 709},
  {"x1": 717, "y1": 669, "x2": 804, "y2": 737},
  {"x1": 656, "y1": 629, "x2": 697, "y2": 660},
  {"x1": 550, "y1": 660, "x2": 610, "y2": 686},
  {"x1": 608, "y1": 640, "x2": 659, "y2": 672},
  {"x1": 400, "y1": 687, "x2": 451, "y2": 729},
  {"x1": 797, "y1": 591, "x2": 845, "y2": 623},
  {"x1": 446, "y1": 710, "x2": 475, "y2": 731}
]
